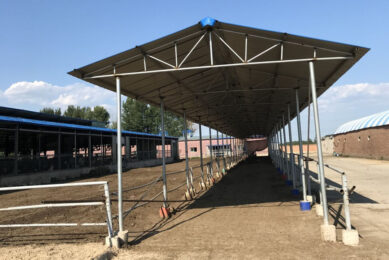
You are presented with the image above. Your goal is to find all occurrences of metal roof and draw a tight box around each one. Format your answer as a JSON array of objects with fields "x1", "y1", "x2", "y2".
[
  {"x1": 0, "y1": 115, "x2": 177, "y2": 139},
  {"x1": 0, "y1": 106, "x2": 97, "y2": 126},
  {"x1": 69, "y1": 17, "x2": 369, "y2": 138},
  {"x1": 334, "y1": 110, "x2": 389, "y2": 135}
]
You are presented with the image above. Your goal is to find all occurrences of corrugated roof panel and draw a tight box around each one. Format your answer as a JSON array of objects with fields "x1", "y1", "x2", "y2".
[{"x1": 334, "y1": 110, "x2": 389, "y2": 135}]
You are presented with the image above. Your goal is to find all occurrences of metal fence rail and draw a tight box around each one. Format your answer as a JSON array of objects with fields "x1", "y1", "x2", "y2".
[
  {"x1": 117, "y1": 154, "x2": 247, "y2": 221},
  {"x1": 0, "y1": 181, "x2": 114, "y2": 238},
  {"x1": 285, "y1": 153, "x2": 355, "y2": 232}
]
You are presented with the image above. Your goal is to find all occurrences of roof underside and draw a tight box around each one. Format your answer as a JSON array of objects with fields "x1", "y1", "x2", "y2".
[{"x1": 69, "y1": 18, "x2": 368, "y2": 138}]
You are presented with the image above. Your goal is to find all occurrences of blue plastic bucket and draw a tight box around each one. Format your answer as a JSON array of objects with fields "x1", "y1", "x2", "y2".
[{"x1": 300, "y1": 200, "x2": 311, "y2": 211}]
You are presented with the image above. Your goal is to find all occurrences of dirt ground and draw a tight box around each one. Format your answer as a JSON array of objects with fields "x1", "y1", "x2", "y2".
[{"x1": 0, "y1": 156, "x2": 388, "y2": 259}]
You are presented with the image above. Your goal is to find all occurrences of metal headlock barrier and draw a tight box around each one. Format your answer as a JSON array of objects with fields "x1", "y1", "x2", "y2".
[
  {"x1": 0, "y1": 181, "x2": 114, "y2": 238},
  {"x1": 113, "y1": 153, "x2": 248, "y2": 222}
]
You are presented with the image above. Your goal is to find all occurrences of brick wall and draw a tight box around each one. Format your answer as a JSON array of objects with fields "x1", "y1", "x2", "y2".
[{"x1": 333, "y1": 125, "x2": 389, "y2": 160}]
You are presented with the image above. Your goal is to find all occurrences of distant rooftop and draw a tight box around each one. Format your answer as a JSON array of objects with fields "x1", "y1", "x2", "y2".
[
  {"x1": 334, "y1": 110, "x2": 389, "y2": 135},
  {"x1": 0, "y1": 106, "x2": 101, "y2": 127}
]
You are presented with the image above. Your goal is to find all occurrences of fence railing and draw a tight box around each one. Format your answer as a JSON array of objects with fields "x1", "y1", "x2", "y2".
[
  {"x1": 270, "y1": 149, "x2": 354, "y2": 231},
  {"x1": 0, "y1": 181, "x2": 114, "y2": 238},
  {"x1": 115, "y1": 153, "x2": 247, "y2": 221}
]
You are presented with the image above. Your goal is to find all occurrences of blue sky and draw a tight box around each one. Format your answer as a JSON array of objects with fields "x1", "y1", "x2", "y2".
[{"x1": 0, "y1": 1, "x2": 388, "y2": 140}]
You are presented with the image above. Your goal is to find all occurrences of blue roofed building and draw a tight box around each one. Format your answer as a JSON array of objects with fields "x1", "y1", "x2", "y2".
[
  {"x1": 333, "y1": 110, "x2": 389, "y2": 160},
  {"x1": 0, "y1": 106, "x2": 178, "y2": 186}
]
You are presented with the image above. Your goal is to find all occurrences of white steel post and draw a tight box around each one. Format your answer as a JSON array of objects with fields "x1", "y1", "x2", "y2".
[
  {"x1": 115, "y1": 75, "x2": 123, "y2": 232},
  {"x1": 295, "y1": 89, "x2": 307, "y2": 201},
  {"x1": 199, "y1": 123, "x2": 204, "y2": 181},
  {"x1": 287, "y1": 104, "x2": 296, "y2": 189},
  {"x1": 216, "y1": 130, "x2": 220, "y2": 172},
  {"x1": 209, "y1": 127, "x2": 213, "y2": 177},
  {"x1": 309, "y1": 61, "x2": 329, "y2": 225},
  {"x1": 221, "y1": 132, "x2": 224, "y2": 157},
  {"x1": 160, "y1": 98, "x2": 168, "y2": 207},
  {"x1": 342, "y1": 174, "x2": 352, "y2": 230},
  {"x1": 221, "y1": 132, "x2": 226, "y2": 172},
  {"x1": 183, "y1": 111, "x2": 190, "y2": 191},
  {"x1": 282, "y1": 115, "x2": 289, "y2": 180},
  {"x1": 232, "y1": 137, "x2": 235, "y2": 162},
  {"x1": 276, "y1": 123, "x2": 282, "y2": 171}
]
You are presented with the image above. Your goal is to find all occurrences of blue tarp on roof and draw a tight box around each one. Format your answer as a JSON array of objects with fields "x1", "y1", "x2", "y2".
[
  {"x1": 0, "y1": 115, "x2": 177, "y2": 139},
  {"x1": 334, "y1": 110, "x2": 389, "y2": 135}
]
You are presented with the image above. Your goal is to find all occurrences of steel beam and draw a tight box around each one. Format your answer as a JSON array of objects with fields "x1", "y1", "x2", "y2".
[
  {"x1": 160, "y1": 98, "x2": 168, "y2": 207},
  {"x1": 287, "y1": 104, "x2": 296, "y2": 188},
  {"x1": 295, "y1": 88, "x2": 307, "y2": 201},
  {"x1": 116, "y1": 76, "x2": 123, "y2": 232},
  {"x1": 309, "y1": 61, "x2": 329, "y2": 225},
  {"x1": 183, "y1": 111, "x2": 190, "y2": 190},
  {"x1": 199, "y1": 123, "x2": 204, "y2": 180}
]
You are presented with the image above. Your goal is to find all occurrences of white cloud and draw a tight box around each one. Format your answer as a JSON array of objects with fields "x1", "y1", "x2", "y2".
[
  {"x1": 319, "y1": 82, "x2": 389, "y2": 112},
  {"x1": 2, "y1": 80, "x2": 117, "y2": 120},
  {"x1": 316, "y1": 82, "x2": 389, "y2": 135}
]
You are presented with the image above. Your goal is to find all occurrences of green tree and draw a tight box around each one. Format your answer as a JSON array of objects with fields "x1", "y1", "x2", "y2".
[
  {"x1": 64, "y1": 105, "x2": 83, "y2": 118},
  {"x1": 122, "y1": 99, "x2": 159, "y2": 133},
  {"x1": 63, "y1": 105, "x2": 110, "y2": 126},
  {"x1": 92, "y1": 106, "x2": 110, "y2": 126},
  {"x1": 40, "y1": 107, "x2": 62, "y2": 115},
  {"x1": 122, "y1": 98, "x2": 193, "y2": 137}
]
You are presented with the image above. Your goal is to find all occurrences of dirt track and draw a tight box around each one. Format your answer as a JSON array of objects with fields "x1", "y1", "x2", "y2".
[{"x1": 0, "y1": 157, "x2": 388, "y2": 259}]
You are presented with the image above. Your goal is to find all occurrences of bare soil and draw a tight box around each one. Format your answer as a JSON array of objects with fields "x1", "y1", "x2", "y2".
[{"x1": 0, "y1": 156, "x2": 388, "y2": 259}]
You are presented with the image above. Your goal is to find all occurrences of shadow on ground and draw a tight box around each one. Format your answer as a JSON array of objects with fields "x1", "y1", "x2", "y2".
[
  {"x1": 129, "y1": 156, "x2": 301, "y2": 245},
  {"x1": 188, "y1": 156, "x2": 299, "y2": 209},
  {"x1": 308, "y1": 171, "x2": 377, "y2": 204}
]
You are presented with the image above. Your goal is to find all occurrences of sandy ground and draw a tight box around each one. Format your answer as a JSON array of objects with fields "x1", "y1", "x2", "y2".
[
  {"x1": 0, "y1": 156, "x2": 389, "y2": 259},
  {"x1": 313, "y1": 156, "x2": 389, "y2": 254}
]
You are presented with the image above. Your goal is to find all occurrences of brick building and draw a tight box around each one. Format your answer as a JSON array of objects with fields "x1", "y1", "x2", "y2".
[
  {"x1": 178, "y1": 136, "x2": 244, "y2": 159},
  {"x1": 333, "y1": 110, "x2": 389, "y2": 160}
]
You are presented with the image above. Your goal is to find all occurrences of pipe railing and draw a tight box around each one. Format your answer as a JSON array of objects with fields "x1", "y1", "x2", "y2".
[
  {"x1": 116, "y1": 153, "x2": 247, "y2": 221},
  {"x1": 271, "y1": 149, "x2": 354, "y2": 232},
  {"x1": 0, "y1": 181, "x2": 114, "y2": 238}
]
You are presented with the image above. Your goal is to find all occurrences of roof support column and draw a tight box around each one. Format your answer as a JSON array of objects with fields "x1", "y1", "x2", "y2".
[
  {"x1": 295, "y1": 88, "x2": 308, "y2": 202},
  {"x1": 278, "y1": 122, "x2": 284, "y2": 174},
  {"x1": 209, "y1": 127, "x2": 213, "y2": 178},
  {"x1": 276, "y1": 123, "x2": 282, "y2": 172},
  {"x1": 287, "y1": 104, "x2": 296, "y2": 189},
  {"x1": 183, "y1": 110, "x2": 190, "y2": 191},
  {"x1": 216, "y1": 130, "x2": 220, "y2": 171},
  {"x1": 272, "y1": 131, "x2": 276, "y2": 162},
  {"x1": 269, "y1": 132, "x2": 272, "y2": 160},
  {"x1": 232, "y1": 137, "x2": 235, "y2": 162},
  {"x1": 199, "y1": 123, "x2": 204, "y2": 181},
  {"x1": 309, "y1": 61, "x2": 330, "y2": 227},
  {"x1": 221, "y1": 133, "x2": 225, "y2": 157},
  {"x1": 160, "y1": 98, "x2": 168, "y2": 208},
  {"x1": 282, "y1": 115, "x2": 289, "y2": 180},
  {"x1": 116, "y1": 75, "x2": 124, "y2": 232}
]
